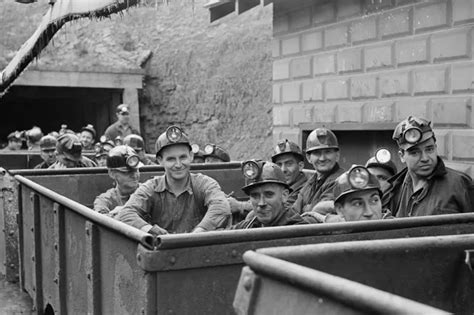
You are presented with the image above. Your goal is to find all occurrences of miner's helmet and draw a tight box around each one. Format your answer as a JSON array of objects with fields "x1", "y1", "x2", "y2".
[
  {"x1": 203, "y1": 144, "x2": 230, "y2": 162},
  {"x1": 106, "y1": 145, "x2": 143, "y2": 172},
  {"x1": 56, "y1": 133, "x2": 83, "y2": 161},
  {"x1": 80, "y1": 124, "x2": 96, "y2": 139},
  {"x1": 7, "y1": 131, "x2": 24, "y2": 141},
  {"x1": 333, "y1": 165, "x2": 381, "y2": 204},
  {"x1": 305, "y1": 128, "x2": 339, "y2": 153},
  {"x1": 241, "y1": 160, "x2": 290, "y2": 195},
  {"x1": 155, "y1": 126, "x2": 191, "y2": 157},
  {"x1": 392, "y1": 116, "x2": 434, "y2": 150},
  {"x1": 123, "y1": 134, "x2": 145, "y2": 152},
  {"x1": 39, "y1": 135, "x2": 57, "y2": 150},
  {"x1": 26, "y1": 126, "x2": 44, "y2": 143},
  {"x1": 271, "y1": 139, "x2": 304, "y2": 162},
  {"x1": 94, "y1": 137, "x2": 115, "y2": 158},
  {"x1": 365, "y1": 148, "x2": 397, "y2": 177}
]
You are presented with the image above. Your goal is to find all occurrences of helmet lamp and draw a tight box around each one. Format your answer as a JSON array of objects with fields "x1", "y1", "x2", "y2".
[
  {"x1": 404, "y1": 128, "x2": 422, "y2": 144},
  {"x1": 204, "y1": 144, "x2": 215, "y2": 155},
  {"x1": 375, "y1": 149, "x2": 391, "y2": 164},
  {"x1": 348, "y1": 166, "x2": 370, "y2": 189},
  {"x1": 126, "y1": 155, "x2": 140, "y2": 168},
  {"x1": 242, "y1": 161, "x2": 260, "y2": 180},
  {"x1": 166, "y1": 126, "x2": 183, "y2": 143},
  {"x1": 191, "y1": 144, "x2": 200, "y2": 154},
  {"x1": 277, "y1": 140, "x2": 288, "y2": 153}
]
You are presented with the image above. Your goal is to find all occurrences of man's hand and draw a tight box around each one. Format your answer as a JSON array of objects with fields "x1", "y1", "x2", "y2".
[
  {"x1": 148, "y1": 225, "x2": 168, "y2": 236},
  {"x1": 192, "y1": 227, "x2": 206, "y2": 233},
  {"x1": 227, "y1": 196, "x2": 243, "y2": 214},
  {"x1": 108, "y1": 206, "x2": 123, "y2": 218}
]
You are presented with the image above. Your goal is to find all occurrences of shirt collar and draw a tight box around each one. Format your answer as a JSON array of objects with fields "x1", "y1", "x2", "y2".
[{"x1": 154, "y1": 174, "x2": 193, "y2": 195}]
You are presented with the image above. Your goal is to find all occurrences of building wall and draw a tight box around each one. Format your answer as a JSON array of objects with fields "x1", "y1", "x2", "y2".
[{"x1": 272, "y1": 0, "x2": 474, "y2": 175}]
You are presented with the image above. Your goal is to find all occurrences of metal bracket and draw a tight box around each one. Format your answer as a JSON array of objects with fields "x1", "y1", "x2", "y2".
[{"x1": 464, "y1": 250, "x2": 474, "y2": 272}]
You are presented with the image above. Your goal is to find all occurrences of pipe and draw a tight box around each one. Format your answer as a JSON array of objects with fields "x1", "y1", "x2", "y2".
[{"x1": 14, "y1": 175, "x2": 155, "y2": 249}]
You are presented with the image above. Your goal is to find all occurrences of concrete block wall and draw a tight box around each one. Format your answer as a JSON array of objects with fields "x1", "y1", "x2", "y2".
[{"x1": 272, "y1": 0, "x2": 474, "y2": 176}]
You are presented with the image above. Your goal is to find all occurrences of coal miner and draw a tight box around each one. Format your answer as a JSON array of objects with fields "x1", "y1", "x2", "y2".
[
  {"x1": 292, "y1": 127, "x2": 344, "y2": 215},
  {"x1": 94, "y1": 145, "x2": 141, "y2": 217},
  {"x1": 232, "y1": 160, "x2": 310, "y2": 229},
  {"x1": 117, "y1": 126, "x2": 231, "y2": 235},
  {"x1": 383, "y1": 116, "x2": 474, "y2": 217}
]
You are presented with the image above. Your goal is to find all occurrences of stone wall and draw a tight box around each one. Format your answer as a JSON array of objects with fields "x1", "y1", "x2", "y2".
[{"x1": 272, "y1": 0, "x2": 474, "y2": 175}]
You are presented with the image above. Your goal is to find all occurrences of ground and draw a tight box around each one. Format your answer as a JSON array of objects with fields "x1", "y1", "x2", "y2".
[
  {"x1": 0, "y1": 276, "x2": 33, "y2": 314},
  {"x1": 0, "y1": 0, "x2": 274, "y2": 160}
]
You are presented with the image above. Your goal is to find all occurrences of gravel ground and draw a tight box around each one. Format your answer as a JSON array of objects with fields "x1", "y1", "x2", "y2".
[{"x1": 0, "y1": 276, "x2": 33, "y2": 314}]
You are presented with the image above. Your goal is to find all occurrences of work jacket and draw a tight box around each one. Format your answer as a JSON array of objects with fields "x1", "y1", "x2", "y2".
[
  {"x1": 287, "y1": 171, "x2": 308, "y2": 206},
  {"x1": 382, "y1": 158, "x2": 474, "y2": 217},
  {"x1": 292, "y1": 163, "x2": 344, "y2": 214}
]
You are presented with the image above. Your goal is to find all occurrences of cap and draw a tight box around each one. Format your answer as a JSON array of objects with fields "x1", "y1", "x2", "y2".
[
  {"x1": 306, "y1": 128, "x2": 339, "y2": 153},
  {"x1": 365, "y1": 148, "x2": 397, "y2": 176},
  {"x1": 123, "y1": 134, "x2": 145, "y2": 151},
  {"x1": 203, "y1": 144, "x2": 230, "y2": 162},
  {"x1": 333, "y1": 165, "x2": 381, "y2": 204},
  {"x1": 39, "y1": 135, "x2": 57, "y2": 150},
  {"x1": 7, "y1": 131, "x2": 23, "y2": 141},
  {"x1": 271, "y1": 139, "x2": 304, "y2": 162},
  {"x1": 116, "y1": 104, "x2": 130, "y2": 115},
  {"x1": 393, "y1": 116, "x2": 434, "y2": 150},
  {"x1": 155, "y1": 126, "x2": 191, "y2": 156},
  {"x1": 26, "y1": 126, "x2": 43, "y2": 143},
  {"x1": 106, "y1": 145, "x2": 143, "y2": 172},
  {"x1": 241, "y1": 160, "x2": 290, "y2": 195},
  {"x1": 56, "y1": 133, "x2": 82, "y2": 161},
  {"x1": 80, "y1": 124, "x2": 96, "y2": 138}
]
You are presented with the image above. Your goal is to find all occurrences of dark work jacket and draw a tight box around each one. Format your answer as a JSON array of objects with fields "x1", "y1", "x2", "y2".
[
  {"x1": 292, "y1": 163, "x2": 345, "y2": 214},
  {"x1": 34, "y1": 161, "x2": 52, "y2": 169},
  {"x1": 287, "y1": 172, "x2": 308, "y2": 206},
  {"x1": 231, "y1": 207, "x2": 308, "y2": 230},
  {"x1": 382, "y1": 158, "x2": 474, "y2": 217}
]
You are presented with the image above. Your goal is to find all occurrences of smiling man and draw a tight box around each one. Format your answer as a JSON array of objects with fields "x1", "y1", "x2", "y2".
[
  {"x1": 117, "y1": 126, "x2": 231, "y2": 235},
  {"x1": 383, "y1": 116, "x2": 474, "y2": 217},
  {"x1": 232, "y1": 160, "x2": 309, "y2": 229},
  {"x1": 292, "y1": 128, "x2": 345, "y2": 215}
]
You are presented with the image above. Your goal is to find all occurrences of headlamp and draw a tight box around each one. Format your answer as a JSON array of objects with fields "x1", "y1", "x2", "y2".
[
  {"x1": 100, "y1": 135, "x2": 107, "y2": 143},
  {"x1": 166, "y1": 126, "x2": 183, "y2": 143},
  {"x1": 204, "y1": 144, "x2": 215, "y2": 155},
  {"x1": 126, "y1": 155, "x2": 140, "y2": 168},
  {"x1": 404, "y1": 128, "x2": 422, "y2": 144},
  {"x1": 191, "y1": 144, "x2": 200, "y2": 154},
  {"x1": 375, "y1": 148, "x2": 391, "y2": 164},
  {"x1": 95, "y1": 143, "x2": 102, "y2": 153},
  {"x1": 348, "y1": 166, "x2": 370, "y2": 189},
  {"x1": 242, "y1": 161, "x2": 260, "y2": 180},
  {"x1": 277, "y1": 140, "x2": 289, "y2": 153}
]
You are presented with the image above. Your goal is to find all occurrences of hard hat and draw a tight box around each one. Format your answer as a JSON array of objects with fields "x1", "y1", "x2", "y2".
[
  {"x1": 80, "y1": 124, "x2": 96, "y2": 139},
  {"x1": 305, "y1": 128, "x2": 339, "y2": 153},
  {"x1": 95, "y1": 138, "x2": 115, "y2": 158},
  {"x1": 392, "y1": 116, "x2": 434, "y2": 150},
  {"x1": 124, "y1": 134, "x2": 145, "y2": 151},
  {"x1": 116, "y1": 104, "x2": 130, "y2": 115},
  {"x1": 241, "y1": 160, "x2": 290, "y2": 195},
  {"x1": 26, "y1": 126, "x2": 43, "y2": 143},
  {"x1": 365, "y1": 148, "x2": 397, "y2": 176},
  {"x1": 271, "y1": 139, "x2": 304, "y2": 162},
  {"x1": 203, "y1": 144, "x2": 230, "y2": 162},
  {"x1": 106, "y1": 145, "x2": 142, "y2": 172},
  {"x1": 56, "y1": 133, "x2": 82, "y2": 161},
  {"x1": 39, "y1": 135, "x2": 57, "y2": 150},
  {"x1": 7, "y1": 131, "x2": 23, "y2": 141},
  {"x1": 333, "y1": 165, "x2": 381, "y2": 204},
  {"x1": 155, "y1": 126, "x2": 191, "y2": 156}
]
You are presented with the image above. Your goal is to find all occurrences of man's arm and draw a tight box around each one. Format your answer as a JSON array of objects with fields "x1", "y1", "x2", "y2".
[
  {"x1": 93, "y1": 192, "x2": 113, "y2": 214},
  {"x1": 194, "y1": 175, "x2": 231, "y2": 231},
  {"x1": 116, "y1": 180, "x2": 158, "y2": 232}
]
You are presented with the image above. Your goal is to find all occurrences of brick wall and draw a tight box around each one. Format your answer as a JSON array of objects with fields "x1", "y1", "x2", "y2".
[{"x1": 272, "y1": 0, "x2": 474, "y2": 176}]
